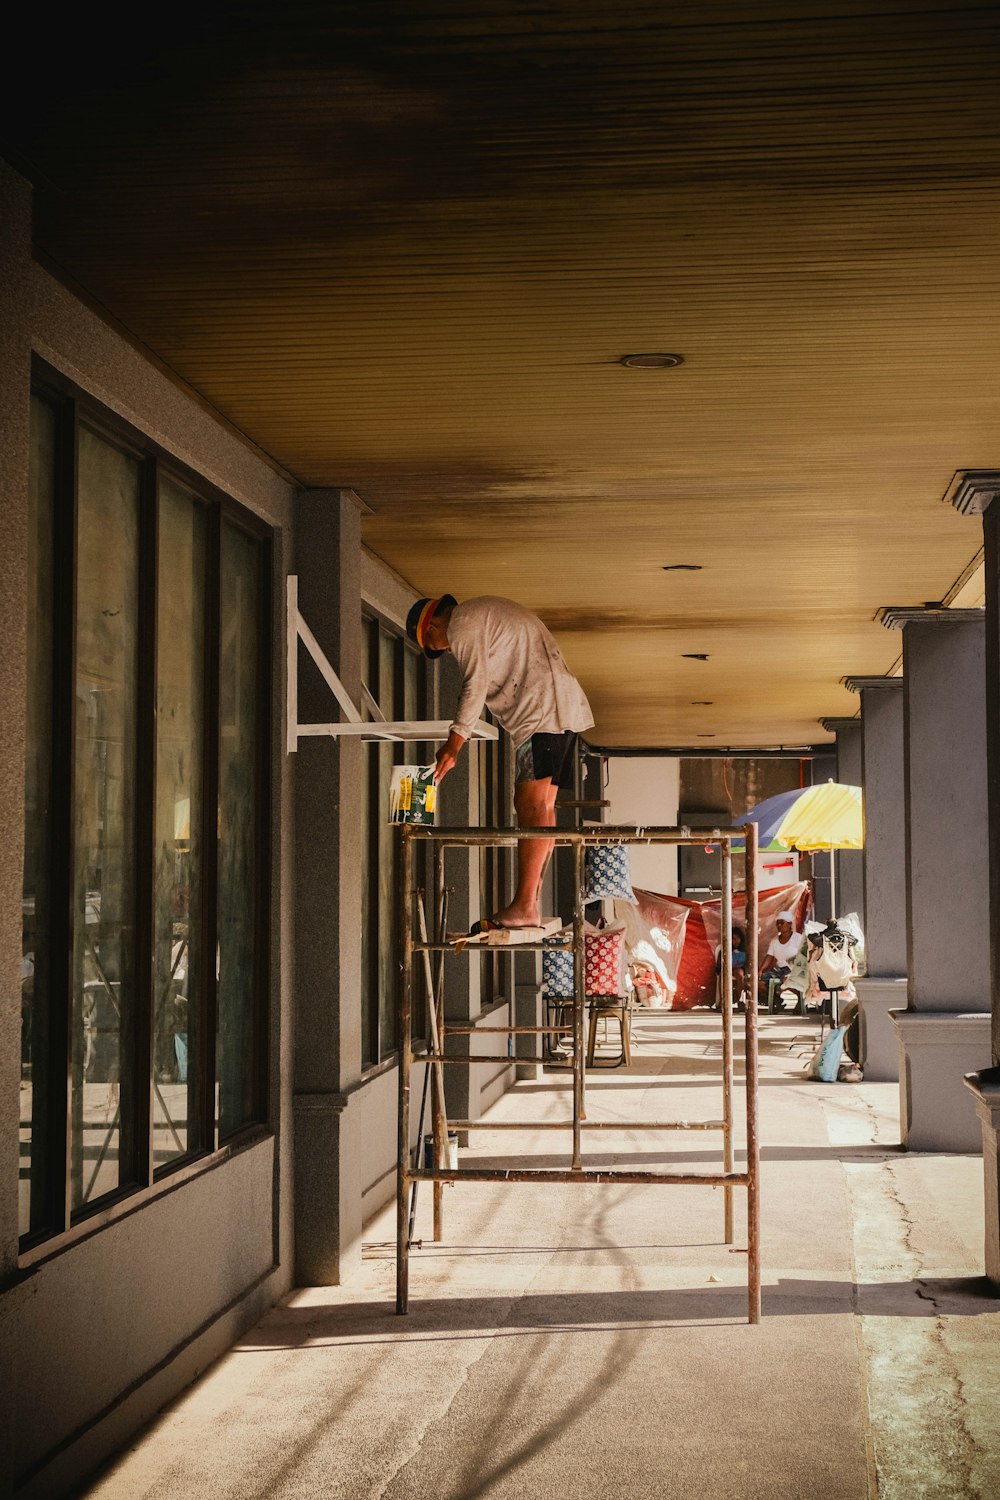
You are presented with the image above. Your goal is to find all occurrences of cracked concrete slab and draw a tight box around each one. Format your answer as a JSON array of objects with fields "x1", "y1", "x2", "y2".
[{"x1": 832, "y1": 1082, "x2": 1000, "y2": 1500}]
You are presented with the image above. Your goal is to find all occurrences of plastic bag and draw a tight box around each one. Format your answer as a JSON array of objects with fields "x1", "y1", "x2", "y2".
[{"x1": 808, "y1": 1025, "x2": 847, "y2": 1082}]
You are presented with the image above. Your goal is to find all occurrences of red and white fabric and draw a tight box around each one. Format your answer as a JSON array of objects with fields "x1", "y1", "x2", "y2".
[{"x1": 584, "y1": 923, "x2": 627, "y2": 997}]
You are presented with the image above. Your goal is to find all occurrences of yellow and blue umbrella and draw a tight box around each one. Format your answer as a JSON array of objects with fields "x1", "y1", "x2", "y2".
[
  {"x1": 733, "y1": 782, "x2": 864, "y2": 915},
  {"x1": 733, "y1": 787, "x2": 813, "y2": 851},
  {"x1": 734, "y1": 782, "x2": 863, "y2": 851},
  {"x1": 771, "y1": 781, "x2": 863, "y2": 853}
]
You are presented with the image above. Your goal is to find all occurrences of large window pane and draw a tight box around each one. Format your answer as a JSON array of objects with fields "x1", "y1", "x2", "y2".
[
  {"x1": 377, "y1": 630, "x2": 398, "y2": 1059},
  {"x1": 23, "y1": 370, "x2": 273, "y2": 1249},
  {"x1": 361, "y1": 624, "x2": 434, "y2": 1068},
  {"x1": 72, "y1": 426, "x2": 141, "y2": 1213},
  {"x1": 403, "y1": 644, "x2": 430, "y2": 1040},
  {"x1": 361, "y1": 618, "x2": 376, "y2": 1068},
  {"x1": 153, "y1": 478, "x2": 207, "y2": 1166},
  {"x1": 403, "y1": 648, "x2": 418, "y2": 725},
  {"x1": 217, "y1": 521, "x2": 263, "y2": 1137},
  {"x1": 21, "y1": 396, "x2": 57, "y2": 1238}
]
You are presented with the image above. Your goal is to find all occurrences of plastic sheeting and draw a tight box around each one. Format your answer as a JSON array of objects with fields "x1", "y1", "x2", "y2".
[
  {"x1": 614, "y1": 898, "x2": 689, "y2": 1007},
  {"x1": 616, "y1": 882, "x2": 812, "y2": 1010}
]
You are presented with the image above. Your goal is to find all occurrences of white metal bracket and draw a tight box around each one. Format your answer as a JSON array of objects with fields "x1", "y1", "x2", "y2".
[{"x1": 286, "y1": 575, "x2": 499, "y2": 754}]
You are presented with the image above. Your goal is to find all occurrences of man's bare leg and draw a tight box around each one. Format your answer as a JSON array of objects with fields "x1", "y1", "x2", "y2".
[{"x1": 494, "y1": 778, "x2": 558, "y2": 927}]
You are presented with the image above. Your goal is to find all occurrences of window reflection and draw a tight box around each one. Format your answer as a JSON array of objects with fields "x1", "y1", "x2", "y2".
[
  {"x1": 361, "y1": 617, "x2": 376, "y2": 1067},
  {"x1": 21, "y1": 395, "x2": 56, "y2": 1238},
  {"x1": 153, "y1": 479, "x2": 207, "y2": 1166},
  {"x1": 71, "y1": 426, "x2": 140, "y2": 1212},
  {"x1": 360, "y1": 621, "x2": 433, "y2": 1067},
  {"x1": 22, "y1": 370, "x2": 271, "y2": 1249},
  {"x1": 377, "y1": 631, "x2": 397, "y2": 1059}
]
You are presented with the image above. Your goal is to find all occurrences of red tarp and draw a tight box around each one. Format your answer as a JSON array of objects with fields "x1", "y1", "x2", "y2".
[{"x1": 624, "y1": 882, "x2": 812, "y2": 1010}]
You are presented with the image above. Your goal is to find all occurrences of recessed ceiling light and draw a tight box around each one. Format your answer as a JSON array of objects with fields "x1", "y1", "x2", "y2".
[
  {"x1": 697, "y1": 733, "x2": 716, "y2": 738},
  {"x1": 620, "y1": 352, "x2": 685, "y2": 369},
  {"x1": 663, "y1": 563, "x2": 702, "y2": 572},
  {"x1": 691, "y1": 700, "x2": 714, "y2": 705},
  {"x1": 682, "y1": 653, "x2": 710, "y2": 661}
]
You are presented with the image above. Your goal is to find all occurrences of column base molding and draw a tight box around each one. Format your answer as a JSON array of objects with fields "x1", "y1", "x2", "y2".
[
  {"x1": 890, "y1": 1010, "x2": 991, "y2": 1153},
  {"x1": 514, "y1": 980, "x2": 544, "y2": 1080},
  {"x1": 855, "y1": 976, "x2": 907, "y2": 1080},
  {"x1": 963, "y1": 1068, "x2": 1000, "y2": 1285},
  {"x1": 294, "y1": 1061, "x2": 427, "y2": 1286}
]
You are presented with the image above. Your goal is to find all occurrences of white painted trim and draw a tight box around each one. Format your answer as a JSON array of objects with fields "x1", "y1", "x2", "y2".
[
  {"x1": 285, "y1": 573, "x2": 299, "y2": 756},
  {"x1": 285, "y1": 576, "x2": 498, "y2": 752},
  {"x1": 889, "y1": 1009, "x2": 991, "y2": 1044},
  {"x1": 360, "y1": 681, "x2": 386, "y2": 722},
  {"x1": 297, "y1": 720, "x2": 497, "y2": 743},
  {"x1": 297, "y1": 612, "x2": 362, "y2": 724}
]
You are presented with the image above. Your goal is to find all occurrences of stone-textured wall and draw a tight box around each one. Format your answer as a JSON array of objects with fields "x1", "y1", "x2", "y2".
[{"x1": 861, "y1": 686, "x2": 907, "y2": 976}]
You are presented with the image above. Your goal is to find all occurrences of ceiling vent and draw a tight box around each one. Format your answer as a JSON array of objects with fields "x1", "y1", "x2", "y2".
[{"x1": 619, "y1": 353, "x2": 684, "y2": 369}]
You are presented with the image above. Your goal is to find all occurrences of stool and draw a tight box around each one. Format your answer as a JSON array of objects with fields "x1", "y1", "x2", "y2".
[
  {"x1": 544, "y1": 997, "x2": 576, "y2": 1064},
  {"x1": 766, "y1": 975, "x2": 804, "y2": 1015},
  {"x1": 586, "y1": 997, "x2": 631, "y2": 1068}
]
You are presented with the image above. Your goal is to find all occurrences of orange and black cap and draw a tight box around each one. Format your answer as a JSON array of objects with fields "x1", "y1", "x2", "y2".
[{"x1": 405, "y1": 594, "x2": 456, "y2": 658}]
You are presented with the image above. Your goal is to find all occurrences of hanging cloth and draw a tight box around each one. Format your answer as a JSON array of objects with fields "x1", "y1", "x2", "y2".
[{"x1": 815, "y1": 924, "x2": 855, "y2": 989}]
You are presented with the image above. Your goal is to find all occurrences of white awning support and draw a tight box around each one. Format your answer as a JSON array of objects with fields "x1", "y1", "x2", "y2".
[{"x1": 286, "y1": 575, "x2": 498, "y2": 753}]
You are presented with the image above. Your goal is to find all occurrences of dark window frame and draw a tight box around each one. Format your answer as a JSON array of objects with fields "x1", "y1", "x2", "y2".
[
  {"x1": 359, "y1": 608, "x2": 434, "y2": 1072},
  {"x1": 479, "y1": 720, "x2": 514, "y2": 1007},
  {"x1": 20, "y1": 358, "x2": 272, "y2": 1257}
]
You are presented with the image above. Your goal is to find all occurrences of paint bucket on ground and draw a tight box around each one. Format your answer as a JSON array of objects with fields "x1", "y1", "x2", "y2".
[
  {"x1": 423, "y1": 1132, "x2": 459, "y2": 1171},
  {"x1": 389, "y1": 764, "x2": 437, "y2": 825}
]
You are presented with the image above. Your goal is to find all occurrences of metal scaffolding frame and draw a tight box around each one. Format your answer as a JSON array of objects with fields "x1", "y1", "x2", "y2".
[{"x1": 395, "y1": 823, "x2": 761, "y2": 1322}]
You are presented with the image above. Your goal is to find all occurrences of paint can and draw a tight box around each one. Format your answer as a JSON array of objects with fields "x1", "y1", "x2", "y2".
[
  {"x1": 424, "y1": 1132, "x2": 459, "y2": 1171},
  {"x1": 389, "y1": 764, "x2": 437, "y2": 825}
]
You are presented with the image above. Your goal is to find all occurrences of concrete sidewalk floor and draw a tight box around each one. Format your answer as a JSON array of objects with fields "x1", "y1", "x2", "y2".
[{"x1": 83, "y1": 1013, "x2": 1000, "y2": 1500}]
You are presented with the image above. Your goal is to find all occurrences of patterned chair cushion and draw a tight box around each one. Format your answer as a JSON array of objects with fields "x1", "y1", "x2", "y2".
[
  {"x1": 541, "y1": 937, "x2": 575, "y2": 999},
  {"x1": 542, "y1": 923, "x2": 627, "y2": 998},
  {"x1": 585, "y1": 844, "x2": 637, "y2": 904},
  {"x1": 585, "y1": 927, "x2": 627, "y2": 995}
]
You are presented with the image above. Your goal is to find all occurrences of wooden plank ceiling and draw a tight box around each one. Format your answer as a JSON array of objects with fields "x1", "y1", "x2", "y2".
[{"x1": 5, "y1": 1, "x2": 999, "y2": 747}]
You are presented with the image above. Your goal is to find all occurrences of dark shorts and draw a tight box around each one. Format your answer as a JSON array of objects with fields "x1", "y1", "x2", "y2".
[{"x1": 514, "y1": 731, "x2": 578, "y2": 788}]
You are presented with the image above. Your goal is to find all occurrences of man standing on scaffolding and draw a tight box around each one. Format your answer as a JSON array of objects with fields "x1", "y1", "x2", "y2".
[{"x1": 406, "y1": 593, "x2": 594, "y2": 930}]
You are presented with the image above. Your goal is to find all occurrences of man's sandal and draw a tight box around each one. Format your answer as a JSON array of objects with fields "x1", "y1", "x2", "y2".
[{"x1": 469, "y1": 914, "x2": 538, "y2": 936}]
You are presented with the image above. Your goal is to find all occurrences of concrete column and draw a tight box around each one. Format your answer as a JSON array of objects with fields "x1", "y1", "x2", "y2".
[
  {"x1": 841, "y1": 676, "x2": 908, "y2": 1080},
  {"x1": 948, "y1": 471, "x2": 1000, "y2": 1281},
  {"x1": 965, "y1": 1069, "x2": 1000, "y2": 1283},
  {"x1": 292, "y1": 487, "x2": 367, "y2": 1283},
  {"x1": 880, "y1": 607, "x2": 990, "y2": 1151},
  {"x1": 963, "y1": 483, "x2": 1000, "y2": 1073},
  {"x1": 819, "y1": 717, "x2": 865, "y2": 925}
]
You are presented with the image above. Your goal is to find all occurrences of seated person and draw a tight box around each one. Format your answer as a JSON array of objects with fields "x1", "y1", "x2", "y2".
[
  {"x1": 758, "y1": 909, "x2": 803, "y2": 1008},
  {"x1": 731, "y1": 926, "x2": 747, "y2": 1004},
  {"x1": 714, "y1": 925, "x2": 748, "y2": 1009}
]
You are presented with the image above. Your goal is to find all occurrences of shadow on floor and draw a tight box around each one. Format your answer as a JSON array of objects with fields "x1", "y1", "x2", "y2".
[
  {"x1": 521, "y1": 1071, "x2": 854, "y2": 1088},
  {"x1": 243, "y1": 1276, "x2": 1000, "y2": 1351},
  {"x1": 447, "y1": 1144, "x2": 908, "y2": 1167}
]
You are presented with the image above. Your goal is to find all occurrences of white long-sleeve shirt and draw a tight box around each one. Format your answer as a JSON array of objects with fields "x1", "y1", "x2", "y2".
[{"x1": 448, "y1": 596, "x2": 594, "y2": 748}]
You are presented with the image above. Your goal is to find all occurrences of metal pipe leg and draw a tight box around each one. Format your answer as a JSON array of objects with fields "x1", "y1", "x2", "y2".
[
  {"x1": 744, "y1": 822, "x2": 762, "y2": 1324},
  {"x1": 572, "y1": 840, "x2": 585, "y2": 1167},
  {"x1": 721, "y1": 845, "x2": 734, "y2": 1245},
  {"x1": 396, "y1": 830, "x2": 414, "y2": 1314}
]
